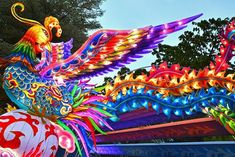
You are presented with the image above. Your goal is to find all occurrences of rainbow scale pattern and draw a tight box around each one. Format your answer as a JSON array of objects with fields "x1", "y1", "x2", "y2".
[{"x1": 3, "y1": 62, "x2": 73, "y2": 117}]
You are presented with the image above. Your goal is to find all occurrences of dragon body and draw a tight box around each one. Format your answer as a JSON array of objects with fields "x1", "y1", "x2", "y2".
[{"x1": 0, "y1": 2, "x2": 235, "y2": 157}]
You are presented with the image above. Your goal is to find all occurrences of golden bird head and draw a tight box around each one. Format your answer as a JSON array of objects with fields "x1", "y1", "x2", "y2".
[{"x1": 11, "y1": 2, "x2": 62, "y2": 54}]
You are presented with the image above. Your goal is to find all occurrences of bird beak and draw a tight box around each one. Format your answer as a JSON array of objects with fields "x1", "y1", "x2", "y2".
[{"x1": 44, "y1": 43, "x2": 52, "y2": 52}]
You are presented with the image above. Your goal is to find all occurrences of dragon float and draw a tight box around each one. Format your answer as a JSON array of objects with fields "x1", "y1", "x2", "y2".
[{"x1": 0, "y1": 2, "x2": 234, "y2": 157}]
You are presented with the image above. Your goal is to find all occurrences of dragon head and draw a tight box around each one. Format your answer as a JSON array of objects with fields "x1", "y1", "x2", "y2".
[{"x1": 11, "y1": 3, "x2": 62, "y2": 54}]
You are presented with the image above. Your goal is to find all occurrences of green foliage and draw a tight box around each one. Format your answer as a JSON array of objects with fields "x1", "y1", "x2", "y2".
[
  {"x1": 0, "y1": 74, "x2": 11, "y2": 113},
  {"x1": 101, "y1": 66, "x2": 149, "y2": 86},
  {"x1": 152, "y1": 17, "x2": 235, "y2": 70},
  {"x1": 0, "y1": 41, "x2": 14, "y2": 57},
  {"x1": 117, "y1": 66, "x2": 131, "y2": 79},
  {"x1": 0, "y1": 0, "x2": 105, "y2": 55},
  {"x1": 103, "y1": 77, "x2": 114, "y2": 84},
  {"x1": 133, "y1": 68, "x2": 149, "y2": 78},
  {"x1": 0, "y1": 108, "x2": 6, "y2": 115},
  {"x1": 100, "y1": 67, "x2": 131, "y2": 86}
]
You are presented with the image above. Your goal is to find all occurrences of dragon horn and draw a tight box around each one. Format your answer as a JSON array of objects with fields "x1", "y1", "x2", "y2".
[
  {"x1": 44, "y1": 16, "x2": 62, "y2": 40},
  {"x1": 11, "y1": 2, "x2": 42, "y2": 26}
]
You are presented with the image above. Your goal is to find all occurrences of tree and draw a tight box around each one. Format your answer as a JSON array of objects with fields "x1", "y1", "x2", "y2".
[
  {"x1": 117, "y1": 67, "x2": 131, "y2": 80},
  {"x1": 152, "y1": 17, "x2": 235, "y2": 70},
  {"x1": 133, "y1": 68, "x2": 149, "y2": 78},
  {"x1": 117, "y1": 66, "x2": 148, "y2": 79},
  {"x1": 0, "y1": 0, "x2": 104, "y2": 56}
]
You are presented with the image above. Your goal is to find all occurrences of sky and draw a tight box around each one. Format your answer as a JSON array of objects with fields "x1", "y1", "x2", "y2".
[{"x1": 90, "y1": 0, "x2": 234, "y2": 84}]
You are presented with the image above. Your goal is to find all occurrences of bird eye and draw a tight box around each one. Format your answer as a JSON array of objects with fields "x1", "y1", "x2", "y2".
[{"x1": 42, "y1": 29, "x2": 49, "y2": 38}]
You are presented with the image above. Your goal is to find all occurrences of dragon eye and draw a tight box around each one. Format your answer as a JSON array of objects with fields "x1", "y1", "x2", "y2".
[{"x1": 42, "y1": 29, "x2": 49, "y2": 38}]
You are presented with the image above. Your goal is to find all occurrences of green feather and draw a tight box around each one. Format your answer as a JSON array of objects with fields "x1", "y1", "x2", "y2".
[
  {"x1": 88, "y1": 117, "x2": 107, "y2": 135},
  {"x1": 71, "y1": 85, "x2": 78, "y2": 97},
  {"x1": 11, "y1": 40, "x2": 36, "y2": 63},
  {"x1": 73, "y1": 96, "x2": 84, "y2": 108},
  {"x1": 74, "y1": 89, "x2": 82, "y2": 102}
]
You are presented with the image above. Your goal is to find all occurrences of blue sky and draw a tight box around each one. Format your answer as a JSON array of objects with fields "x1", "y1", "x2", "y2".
[{"x1": 90, "y1": 0, "x2": 234, "y2": 84}]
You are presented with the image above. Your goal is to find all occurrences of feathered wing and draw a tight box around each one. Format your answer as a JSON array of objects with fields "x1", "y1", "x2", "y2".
[{"x1": 39, "y1": 14, "x2": 202, "y2": 80}]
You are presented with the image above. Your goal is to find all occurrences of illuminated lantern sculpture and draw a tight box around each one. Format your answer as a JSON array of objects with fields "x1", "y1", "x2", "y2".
[
  {"x1": 1, "y1": 2, "x2": 235, "y2": 157},
  {"x1": 0, "y1": 3, "x2": 204, "y2": 156},
  {"x1": 0, "y1": 110, "x2": 58, "y2": 157}
]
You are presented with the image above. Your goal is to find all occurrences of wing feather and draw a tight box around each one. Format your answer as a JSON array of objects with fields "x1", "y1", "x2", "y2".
[{"x1": 39, "y1": 14, "x2": 203, "y2": 80}]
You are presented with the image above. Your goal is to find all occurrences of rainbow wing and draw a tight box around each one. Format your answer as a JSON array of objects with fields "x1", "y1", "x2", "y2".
[{"x1": 39, "y1": 14, "x2": 202, "y2": 80}]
